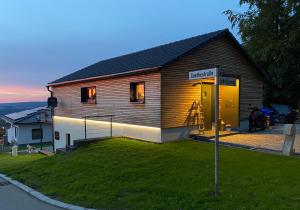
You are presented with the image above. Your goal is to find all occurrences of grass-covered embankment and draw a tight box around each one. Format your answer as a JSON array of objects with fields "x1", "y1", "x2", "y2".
[{"x1": 0, "y1": 137, "x2": 300, "y2": 209}]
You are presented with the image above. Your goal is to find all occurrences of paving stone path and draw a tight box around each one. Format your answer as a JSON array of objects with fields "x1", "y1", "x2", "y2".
[{"x1": 219, "y1": 124, "x2": 300, "y2": 153}]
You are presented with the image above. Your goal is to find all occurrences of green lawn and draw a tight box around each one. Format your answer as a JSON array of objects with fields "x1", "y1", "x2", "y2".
[
  {"x1": 17, "y1": 142, "x2": 53, "y2": 150},
  {"x1": 1, "y1": 138, "x2": 300, "y2": 209}
]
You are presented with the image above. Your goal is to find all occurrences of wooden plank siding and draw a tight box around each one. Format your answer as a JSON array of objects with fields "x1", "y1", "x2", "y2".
[
  {"x1": 52, "y1": 34, "x2": 264, "y2": 132},
  {"x1": 161, "y1": 35, "x2": 264, "y2": 128},
  {"x1": 52, "y1": 72, "x2": 161, "y2": 127}
]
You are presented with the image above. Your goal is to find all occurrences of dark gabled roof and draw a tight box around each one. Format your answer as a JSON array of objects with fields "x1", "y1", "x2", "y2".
[
  {"x1": 1, "y1": 107, "x2": 49, "y2": 124},
  {"x1": 49, "y1": 29, "x2": 232, "y2": 85}
]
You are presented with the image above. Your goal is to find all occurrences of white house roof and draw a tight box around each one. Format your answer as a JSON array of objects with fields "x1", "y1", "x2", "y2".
[{"x1": 4, "y1": 107, "x2": 48, "y2": 121}]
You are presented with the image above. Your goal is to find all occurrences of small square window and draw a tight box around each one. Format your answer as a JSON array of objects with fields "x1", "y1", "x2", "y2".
[
  {"x1": 130, "y1": 82, "x2": 145, "y2": 103},
  {"x1": 32, "y1": 129, "x2": 43, "y2": 140},
  {"x1": 81, "y1": 86, "x2": 96, "y2": 104}
]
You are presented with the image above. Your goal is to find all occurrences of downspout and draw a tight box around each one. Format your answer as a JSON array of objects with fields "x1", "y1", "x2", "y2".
[{"x1": 47, "y1": 86, "x2": 55, "y2": 153}]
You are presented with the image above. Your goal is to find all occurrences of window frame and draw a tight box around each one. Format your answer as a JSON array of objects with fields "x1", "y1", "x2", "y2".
[
  {"x1": 54, "y1": 131, "x2": 60, "y2": 140},
  {"x1": 66, "y1": 133, "x2": 71, "y2": 146},
  {"x1": 130, "y1": 81, "x2": 145, "y2": 104},
  {"x1": 81, "y1": 86, "x2": 97, "y2": 104},
  {"x1": 32, "y1": 128, "x2": 43, "y2": 140},
  {"x1": 14, "y1": 127, "x2": 17, "y2": 138}
]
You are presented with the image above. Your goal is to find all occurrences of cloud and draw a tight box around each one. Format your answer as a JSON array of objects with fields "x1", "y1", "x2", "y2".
[{"x1": 0, "y1": 85, "x2": 48, "y2": 103}]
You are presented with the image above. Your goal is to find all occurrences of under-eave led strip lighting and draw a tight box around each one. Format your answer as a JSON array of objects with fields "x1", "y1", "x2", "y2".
[{"x1": 54, "y1": 116, "x2": 161, "y2": 131}]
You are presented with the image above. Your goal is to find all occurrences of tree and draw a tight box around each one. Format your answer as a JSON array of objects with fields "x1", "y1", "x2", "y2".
[{"x1": 224, "y1": 0, "x2": 300, "y2": 107}]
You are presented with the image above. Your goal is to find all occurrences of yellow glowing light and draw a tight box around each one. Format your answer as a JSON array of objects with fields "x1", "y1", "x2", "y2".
[{"x1": 53, "y1": 116, "x2": 161, "y2": 131}]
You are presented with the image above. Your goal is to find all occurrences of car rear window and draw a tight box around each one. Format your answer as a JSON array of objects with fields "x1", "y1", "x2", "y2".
[{"x1": 272, "y1": 104, "x2": 290, "y2": 114}]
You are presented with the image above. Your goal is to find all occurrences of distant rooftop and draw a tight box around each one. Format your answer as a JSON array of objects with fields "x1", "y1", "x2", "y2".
[{"x1": 4, "y1": 107, "x2": 48, "y2": 121}]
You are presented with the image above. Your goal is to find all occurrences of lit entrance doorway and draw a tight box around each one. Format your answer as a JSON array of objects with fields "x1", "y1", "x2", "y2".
[{"x1": 194, "y1": 77, "x2": 240, "y2": 132}]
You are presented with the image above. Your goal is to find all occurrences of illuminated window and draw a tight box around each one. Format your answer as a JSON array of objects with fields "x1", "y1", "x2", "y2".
[
  {"x1": 130, "y1": 82, "x2": 145, "y2": 103},
  {"x1": 81, "y1": 86, "x2": 96, "y2": 104}
]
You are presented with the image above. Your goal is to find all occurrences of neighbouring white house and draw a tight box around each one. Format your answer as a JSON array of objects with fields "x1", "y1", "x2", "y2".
[{"x1": 0, "y1": 107, "x2": 53, "y2": 145}]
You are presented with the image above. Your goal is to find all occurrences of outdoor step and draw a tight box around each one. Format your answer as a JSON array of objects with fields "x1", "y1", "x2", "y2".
[
  {"x1": 55, "y1": 148, "x2": 66, "y2": 154},
  {"x1": 38, "y1": 150, "x2": 54, "y2": 156},
  {"x1": 190, "y1": 130, "x2": 240, "y2": 140}
]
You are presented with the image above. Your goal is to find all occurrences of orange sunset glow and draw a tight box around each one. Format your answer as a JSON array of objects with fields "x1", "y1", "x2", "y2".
[{"x1": 0, "y1": 85, "x2": 48, "y2": 103}]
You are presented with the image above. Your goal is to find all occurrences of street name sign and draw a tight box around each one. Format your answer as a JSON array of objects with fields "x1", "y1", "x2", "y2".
[
  {"x1": 189, "y1": 67, "x2": 220, "y2": 196},
  {"x1": 189, "y1": 68, "x2": 217, "y2": 80}
]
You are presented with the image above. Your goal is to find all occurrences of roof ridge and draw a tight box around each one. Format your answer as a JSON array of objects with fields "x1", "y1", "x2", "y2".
[
  {"x1": 74, "y1": 29, "x2": 228, "y2": 67},
  {"x1": 4, "y1": 106, "x2": 48, "y2": 120},
  {"x1": 105, "y1": 29, "x2": 228, "y2": 60},
  {"x1": 49, "y1": 28, "x2": 229, "y2": 85}
]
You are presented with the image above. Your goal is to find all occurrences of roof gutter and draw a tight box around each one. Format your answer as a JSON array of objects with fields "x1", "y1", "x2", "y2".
[
  {"x1": 47, "y1": 86, "x2": 55, "y2": 153},
  {"x1": 47, "y1": 66, "x2": 162, "y2": 87},
  {"x1": 13, "y1": 109, "x2": 49, "y2": 124},
  {"x1": 0, "y1": 116, "x2": 13, "y2": 123}
]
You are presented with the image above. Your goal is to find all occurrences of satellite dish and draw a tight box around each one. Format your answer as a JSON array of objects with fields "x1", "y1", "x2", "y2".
[{"x1": 5, "y1": 123, "x2": 11, "y2": 129}]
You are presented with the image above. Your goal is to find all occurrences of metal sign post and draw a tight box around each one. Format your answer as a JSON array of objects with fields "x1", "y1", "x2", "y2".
[
  {"x1": 214, "y1": 67, "x2": 220, "y2": 196},
  {"x1": 189, "y1": 67, "x2": 220, "y2": 196}
]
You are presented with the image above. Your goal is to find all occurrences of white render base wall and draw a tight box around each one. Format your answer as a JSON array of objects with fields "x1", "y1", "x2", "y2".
[
  {"x1": 6, "y1": 124, "x2": 52, "y2": 145},
  {"x1": 53, "y1": 116, "x2": 162, "y2": 149},
  {"x1": 6, "y1": 126, "x2": 17, "y2": 143},
  {"x1": 161, "y1": 126, "x2": 196, "y2": 142}
]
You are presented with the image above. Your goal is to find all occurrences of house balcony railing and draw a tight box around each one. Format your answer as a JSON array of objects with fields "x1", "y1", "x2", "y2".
[{"x1": 83, "y1": 115, "x2": 114, "y2": 141}]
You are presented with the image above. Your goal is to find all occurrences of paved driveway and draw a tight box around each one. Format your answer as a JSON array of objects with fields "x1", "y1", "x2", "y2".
[
  {"x1": 219, "y1": 124, "x2": 300, "y2": 153},
  {"x1": 0, "y1": 177, "x2": 62, "y2": 210}
]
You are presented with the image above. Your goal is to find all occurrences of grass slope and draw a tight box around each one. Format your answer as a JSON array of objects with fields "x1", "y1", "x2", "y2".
[{"x1": 1, "y1": 138, "x2": 300, "y2": 209}]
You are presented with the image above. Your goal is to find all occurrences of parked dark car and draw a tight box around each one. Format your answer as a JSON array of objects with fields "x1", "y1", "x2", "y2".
[{"x1": 269, "y1": 104, "x2": 297, "y2": 123}]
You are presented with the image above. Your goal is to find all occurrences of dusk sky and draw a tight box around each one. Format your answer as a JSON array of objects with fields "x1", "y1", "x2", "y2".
[{"x1": 0, "y1": 0, "x2": 245, "y2": 103}]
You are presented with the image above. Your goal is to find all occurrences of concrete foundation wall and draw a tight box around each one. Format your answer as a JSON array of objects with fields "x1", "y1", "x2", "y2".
[
  {"x1": 54, "y1": 117, "x2": 248, "y2": 148},
  {"x1": 53, "y1": 116, "x2": 161, "y2": 149},
  {"x1": 161, "y1": 126, "x2": 197, "y2": 142},
  {"x1": 162, "y1": 120, "x2": 249, "y2": 142}
]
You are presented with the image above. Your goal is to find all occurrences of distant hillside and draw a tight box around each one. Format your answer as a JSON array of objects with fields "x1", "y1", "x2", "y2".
[{"x1": 0, "y1": 101, "x2": 47, "y2": 117}]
